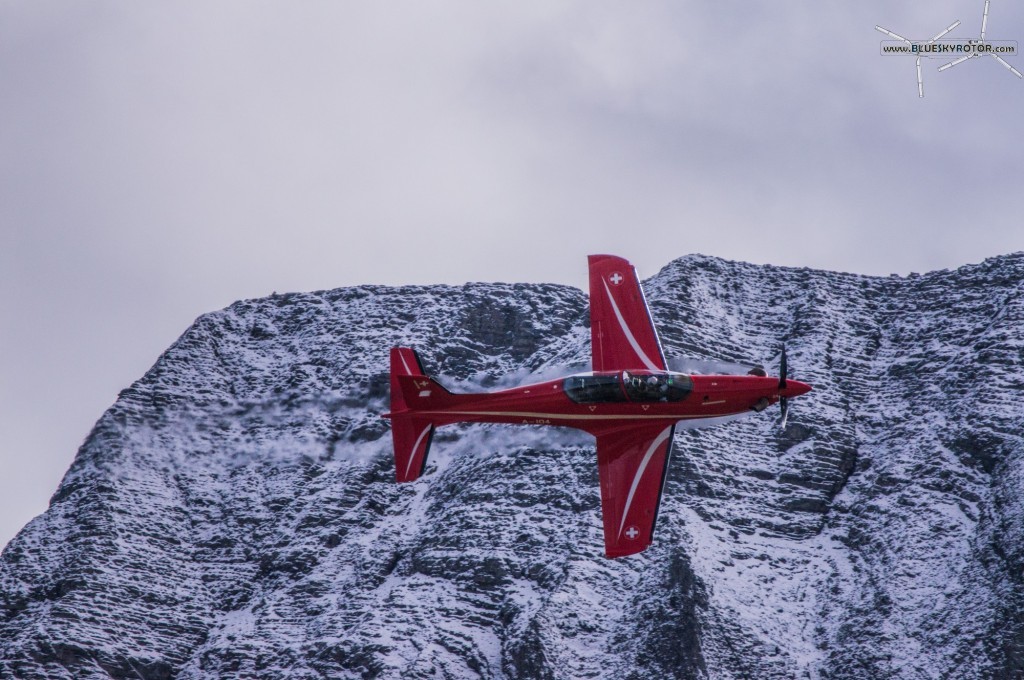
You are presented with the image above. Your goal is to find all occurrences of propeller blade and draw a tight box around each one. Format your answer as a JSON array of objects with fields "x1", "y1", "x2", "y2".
[
  {"x1": 991, "y1": 54, "x2": 1024, "y2": 78},
  {"x1": 939, "y1": 55, "x2": 971, "y2": 71},
  {"x1": 981, "y1": 0, "x2": 989, "y2": 41},
  {"x1": 779, "y1": 344, "x2": 788, "y2": 390},
  {"x1": 876, "y1": 25, "x2": 912, "y2": 44},
  {"x1": 779, "y1": 344, "x2": 790, "y2": 429},
  {"x1": 917, "y1": 57, "x2": 924, "y2": 97},
  {"x1": 930, "y1": 20, "x2": 961, "y2": 43}
]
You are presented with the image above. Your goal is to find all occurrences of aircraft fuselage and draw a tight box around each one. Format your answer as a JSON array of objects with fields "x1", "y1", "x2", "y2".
[
  {"x1": 401, "y1": 371, "x2": 812, "y2": 435},
  {"x1": 385, "y1": 253, "x2": 814, "y2": 557}
]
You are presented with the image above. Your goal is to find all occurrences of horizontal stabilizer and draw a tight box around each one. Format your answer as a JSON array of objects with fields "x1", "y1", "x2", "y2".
[{"x1": 391, "y1": 414, "x2": 435, "y2": 482}]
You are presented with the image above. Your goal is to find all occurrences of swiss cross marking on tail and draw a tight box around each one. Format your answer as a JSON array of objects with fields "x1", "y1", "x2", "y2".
[
  {"x1": 625, "y1": 526, "x2": 639, "y2": 540},
  {"x1": 609, "y1": 272, "x2": 623, "y2": 285},
  {"x1": 414, "y1": 380, "x2": 429, "y2": 389}
]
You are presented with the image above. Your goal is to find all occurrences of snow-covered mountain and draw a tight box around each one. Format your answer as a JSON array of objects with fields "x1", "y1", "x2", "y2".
[{"x1": 2, "y1": 253, "x2": 1023, "y2": 680}]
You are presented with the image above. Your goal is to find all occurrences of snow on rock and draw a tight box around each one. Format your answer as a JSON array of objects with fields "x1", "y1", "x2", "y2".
[{"x1": 2, "y1": 254, "x2": 1023, "y2": 679}]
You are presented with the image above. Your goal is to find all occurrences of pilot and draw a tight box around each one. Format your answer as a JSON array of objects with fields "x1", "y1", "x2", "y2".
[
  {"x1": 628, "y1": 375, "x2": 661, "y2": 400},
  {"x1": 651, "y1": 377, "x2": 670, "y2": 401}
]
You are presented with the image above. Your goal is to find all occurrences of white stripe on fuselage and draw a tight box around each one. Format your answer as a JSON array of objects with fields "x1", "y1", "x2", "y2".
[{"x1": 414, "y1": 409, "x2": 744, "y2": 421}]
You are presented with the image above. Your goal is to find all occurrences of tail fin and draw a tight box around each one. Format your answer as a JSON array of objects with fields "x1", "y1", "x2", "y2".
[
  {"x1": 389, "y1": 348, "x2": 476, "y2": 482},
  {"x1": 388, "y1": 348, "x2": 477, "y2": 481},
  {"x1": 390, "y1": 347, "x2": 427, "y2": 415}
]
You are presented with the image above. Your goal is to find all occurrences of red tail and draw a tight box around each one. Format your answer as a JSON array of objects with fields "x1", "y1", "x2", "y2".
[
  {"x1": 387, "y1": 348, "x2": 432, "y2": 482},
  {"x1": 389, "y1": 348, "x2": 426, "y2": 414},
  {"x1": 387, "y1": 348, "x2": 479, "y2": 481}
]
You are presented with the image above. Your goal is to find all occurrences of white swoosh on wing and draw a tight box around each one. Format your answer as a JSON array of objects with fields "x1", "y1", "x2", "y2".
[
  {"x1": 603, "y1": 280, "x2": 661, "y2": 371},
  {"x1": 617, "y1": 425, "x2": 673, "y2": 539}
]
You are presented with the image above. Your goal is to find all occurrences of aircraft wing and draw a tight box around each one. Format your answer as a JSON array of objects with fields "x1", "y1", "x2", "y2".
[
  {"x1": 588, "y1": 254, "x2": 667, "y2": 372},
  {"x1": 595, "y1": 423, "x2": 676, "y2": 557}
]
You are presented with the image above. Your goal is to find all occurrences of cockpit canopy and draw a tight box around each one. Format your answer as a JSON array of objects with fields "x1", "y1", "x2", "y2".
[
  {"x1": 621, "y1": 371, "x2": 693, "y2": 402},
  {"x1": 563, "y1": 371, "x2": 693, "y2": 404}
]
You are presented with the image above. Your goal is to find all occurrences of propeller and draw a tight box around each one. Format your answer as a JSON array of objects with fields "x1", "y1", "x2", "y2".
[
  {"x1": 992, "y1": 53, "x2": 1024, "y2": 78},
  {"x1": 779, "y1": 344, "x2": 789, "y2": 430},
  {"x1": 938, "y1": 1, "x2": 1020, "y2": 78},
  {"x1": 877, "y1": 19, "x2": 960, "y2": 97},
  {"x1": 939, "y1": 54, "x2": 972, "y2": 71}
]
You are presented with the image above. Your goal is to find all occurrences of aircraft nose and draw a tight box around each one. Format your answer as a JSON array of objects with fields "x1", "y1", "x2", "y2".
[{"x1": 781, "y1": 380, "x2": 812, "y2": 398}]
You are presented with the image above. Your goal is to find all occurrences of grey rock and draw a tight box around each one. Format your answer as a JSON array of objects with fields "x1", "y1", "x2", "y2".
[{"x1": 2, "y1": 253, "x2": 1024, "y2": 679}]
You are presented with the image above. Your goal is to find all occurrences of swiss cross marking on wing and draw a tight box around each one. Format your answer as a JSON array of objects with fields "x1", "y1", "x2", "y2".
[
  {"x1": 625, "y1": 526, "x2": 640, "y2": 540},
  {"x1": 609, "y1": 272, "x2": 624, "y2": 285}
]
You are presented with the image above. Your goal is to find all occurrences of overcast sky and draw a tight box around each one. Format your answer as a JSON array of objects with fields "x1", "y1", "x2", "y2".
[{"x1": 2, "y1": 1, "x2": 1022, "y2": 550}]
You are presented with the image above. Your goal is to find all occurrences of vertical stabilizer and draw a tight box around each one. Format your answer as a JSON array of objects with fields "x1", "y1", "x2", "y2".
[{"x1": 390, "y1": 347, "x2": 426, "y2": 414}]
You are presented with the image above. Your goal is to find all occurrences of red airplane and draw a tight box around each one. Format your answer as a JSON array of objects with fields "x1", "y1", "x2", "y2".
[{"x1": 383, "y1": 255, "x2": 812, "y2": 557}]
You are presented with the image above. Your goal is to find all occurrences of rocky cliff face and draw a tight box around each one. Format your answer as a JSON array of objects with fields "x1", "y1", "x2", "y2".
[{"x1": 2, "y1": 253, "x2": 1023, "y2": 680}]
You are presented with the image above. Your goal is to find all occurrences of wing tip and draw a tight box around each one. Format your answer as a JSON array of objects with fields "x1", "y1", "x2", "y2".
[
  {"x1": 604, "y1": 542, "x2": 651, "y2": 558},
  {"x1": 588, "y1": 253, "x2": 631, "y2": 267}
]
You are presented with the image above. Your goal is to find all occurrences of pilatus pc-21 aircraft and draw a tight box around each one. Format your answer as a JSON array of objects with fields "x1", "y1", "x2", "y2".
[{"x1": 384, "y1": 255, "x2": 812, "y2": 557}]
